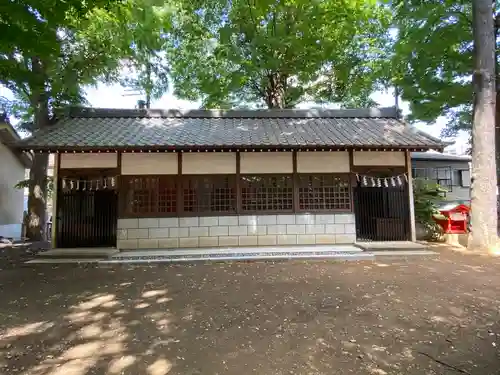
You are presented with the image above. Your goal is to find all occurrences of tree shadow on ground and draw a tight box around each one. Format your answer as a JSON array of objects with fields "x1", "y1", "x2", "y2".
[{"x1": 0, "y1": 253, "x2": 499, "y2": 374}]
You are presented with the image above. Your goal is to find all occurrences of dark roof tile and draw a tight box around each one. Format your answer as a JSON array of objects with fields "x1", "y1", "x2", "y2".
[{"x1": 16, "y1": 107, "x2": 444, "y2": 150}]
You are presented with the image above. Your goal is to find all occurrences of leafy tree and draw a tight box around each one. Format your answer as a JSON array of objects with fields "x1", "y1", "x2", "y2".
[
  {"x1": 393, "y1": 0, "x2": 498, "y2": 251},
  {"x1": 0, "y1": 0, "x2": 128, "y2": 240},
  {"x1": 392, "y1": 0, "x2": 474, "y2": 134},
  {"x1": 392, "y1": 1, "x2": 500, "y2": 155},
  {"x1": 468, "y1": 0, "x2": 497, "y2": 252},
  {"x1": 117, "y1": 1, "x2": 172, "y2": 108},
  {"x1": 170, "y1": 0, "x2": 392, "y2": 109}
]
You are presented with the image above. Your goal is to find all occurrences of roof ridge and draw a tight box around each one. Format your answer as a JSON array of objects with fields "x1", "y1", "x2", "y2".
[{"x1": 64, "y1": 106, "x2": 400, "y2": 119}]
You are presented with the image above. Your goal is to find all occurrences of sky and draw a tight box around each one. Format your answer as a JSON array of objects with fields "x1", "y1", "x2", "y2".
[{"x1": 84, "y1": 83, "x2": 470, "y2": 154}]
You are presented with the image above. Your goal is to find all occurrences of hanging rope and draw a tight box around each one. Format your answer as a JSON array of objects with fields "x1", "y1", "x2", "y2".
[
  {"x1": 356, "y1": 173, "x2": 408, "y2": 187},
  {"x1": 61, "y1": 176, "x2": 118, "y2": 191}
]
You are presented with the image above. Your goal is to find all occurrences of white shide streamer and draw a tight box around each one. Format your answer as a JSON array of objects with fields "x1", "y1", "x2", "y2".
[
  {"x1": 61, "y1": 176, "x2": 117, "y2": 191},
  {"x1": 355, "y1": 173, "x2": 408, "y2": 188}
]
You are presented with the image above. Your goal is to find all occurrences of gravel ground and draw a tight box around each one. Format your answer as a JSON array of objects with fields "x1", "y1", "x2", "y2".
[{"x1": 0, "y1": 250, "x2": 499, "y2": 375}]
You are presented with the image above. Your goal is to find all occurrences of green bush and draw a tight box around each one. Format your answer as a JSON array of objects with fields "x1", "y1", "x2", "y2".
[{"x1": 413, "y1": 178, "x2": 447, "y2": 240}]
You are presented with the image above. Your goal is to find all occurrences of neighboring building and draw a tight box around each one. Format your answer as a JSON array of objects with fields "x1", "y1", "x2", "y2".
[
  {"x1": 23, "y1": 153, "x2": 55, "y2": 219},
  {"x1": 0, "y1": 121, "x2": 32, "y2": 239},
  {"x1": 16, "y1": 107, "x2": 443, "y2": 249},
  {"x1": 411, "y1": 152, "x2": 471, "y2": 204}
]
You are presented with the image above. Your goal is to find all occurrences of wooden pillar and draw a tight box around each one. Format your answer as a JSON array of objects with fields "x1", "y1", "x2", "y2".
[
  {"x1": 116, "y1": 152, "x2": 122, "y2": 218},
  {"x1": 236, "y1": 151, "x2": 241, "y2": 214},
  {"x1": 177, "y1": 152, "x2": 182, "y2": 214},
  {"x1": 348, "y1": 149, "x2": 355, "y2": 212},
  {"x1": 405, "y1": 150, "x2": 416, "y2": 242},
  {"x1": 292, "y1": 151, "x2": 299, "y2": 212},
  {"x1": 51, "y1": 153, "x2": 60, "y2": 248}
]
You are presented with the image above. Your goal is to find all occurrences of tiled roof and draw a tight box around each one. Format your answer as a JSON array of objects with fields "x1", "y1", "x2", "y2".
[
  {"x1": 411, "y1": 151, "x2": 471, "y2": 161},
  {"x1": 0, "y1": 123, "x2": 32, "y2": 167},
  {"x1": 16, "y1": 107, "x2": 444, "y2": 151}
]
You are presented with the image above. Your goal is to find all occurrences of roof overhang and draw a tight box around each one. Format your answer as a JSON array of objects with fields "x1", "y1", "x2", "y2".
[
  {"x1": 23, "y1": 144, "x2": 443, "y2": 154},
  {"x1": 0, "y1": 124, "x2": 32, "y2": 168}
]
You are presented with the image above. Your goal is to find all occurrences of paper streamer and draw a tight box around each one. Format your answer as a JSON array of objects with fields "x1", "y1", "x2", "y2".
[
  {"x1": 61, "y1": 176, "x2": 118, "y2": 191},
  {"x1": 358, "y1": 173, "x2": 408, "y2": 187}
]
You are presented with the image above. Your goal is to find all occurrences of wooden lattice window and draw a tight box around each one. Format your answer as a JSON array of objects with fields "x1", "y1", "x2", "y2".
[
  {"x1": 124, "y1": 176, "x2": 177, "y2": 216},
  {"x1": 158, "y1": 178, "x2": 177, "y2": 213},
  {"x1": 181, "y1": 175, "x2": 236, "y2": 213},
  {"x1": 297, "y1": 174, "x2": 351, "y2": 211},
  {"x1": 241, "y1": 175, "x2": 293, "y2": 212}
]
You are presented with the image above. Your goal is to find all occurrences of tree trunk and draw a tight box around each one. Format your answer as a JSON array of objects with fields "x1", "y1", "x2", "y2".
[
  {"x1": 496, "y1": 92, "x2": 500, "y2": 190},
  {"x1": 265, "y1": 73, "x2": 286, "y2": 109},
  {"x1": 469, "y1": 0, "x2": 498, "y2": 252},
  {"x1": 26, "y1": 153, "x2": 49, "y2": 241},
  {"x1": 145, "y1": 62, "x2": 152, "y2": 109},
  {"x1": 26, "y1": 57, "x2": 50, "y2": 241},
  {"x1": 495, "y1": 12, "x2": 500, "y2": 200}
]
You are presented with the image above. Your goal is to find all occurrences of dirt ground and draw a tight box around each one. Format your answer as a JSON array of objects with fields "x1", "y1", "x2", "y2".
[{"x1": 0, "y1": 251, "x2": 500, "y2": 375}]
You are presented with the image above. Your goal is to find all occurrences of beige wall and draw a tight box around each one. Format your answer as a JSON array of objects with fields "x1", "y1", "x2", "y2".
[
  {"x1": 60, "y1": 153, "x2": 117, "y2": 169},
  {"x1": 0, "y1": 142, "x2": 25, "y2": 237},
  {"x1": 353, "y1": 151, "x2": 405, "y2": 166},
  {"x1": 183, "y1": 153, "x2": 236, "y2": 174},
  {"x1": 121, "y1": 153, "x2": 177, "y2": 175},
  {"x1": 297, "y1": 152, "x2": 350, "y2": 173},
  {"x1": 241, "y1": 152, "x2": 293, "y2": 174}
]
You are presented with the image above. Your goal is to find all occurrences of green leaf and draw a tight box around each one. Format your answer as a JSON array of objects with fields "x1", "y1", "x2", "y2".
[
  {"x1": 391, "y1": 0, "x2": 475, "y2": 135},
  {"x1": 169, "y1": 0, "x2": 392, "y2": 108}
]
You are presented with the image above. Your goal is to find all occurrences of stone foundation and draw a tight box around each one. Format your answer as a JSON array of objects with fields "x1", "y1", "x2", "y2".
[{"x1": 116, "y1": 213, "x2": 356, "y2": 249}]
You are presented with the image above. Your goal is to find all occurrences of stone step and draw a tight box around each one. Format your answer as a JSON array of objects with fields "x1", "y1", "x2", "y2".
[
  {"x1": 36, "y1": 248, "x2": 119, "y2": 259},
  {"x1": 355, "y1": 241, "x2": 428, "y2": 251},
  {"x1": 25, "y1": 258, "x2": 103, "y2": 264},
  {"x1": 102, "y1": 250, "x2": 374, "y2": 264}
]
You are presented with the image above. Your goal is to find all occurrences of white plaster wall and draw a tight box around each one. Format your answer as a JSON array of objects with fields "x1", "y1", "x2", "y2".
[
  {"x1": 297, "y1": 152, "x2": 350, "y2": 173},
  {"x1": 182, "y1": 153, "x2": 236, "y2": 174},
  {"x1": 121, "y1": 153, "x2": 177, "y2": 175},
  {"x1": 240, "y1": 152, "x2": 293, "y2": 174},
  {"x1": 60, "y1": 153, "x2": 117, "y2": 169},
  {"x1": 116, "y1": 213, "x2": 356, "y2": 249},
  {"x1": 0, "y1": 142, "x2": 25, "y2": 238},
  {"x1": 353, "y1": 151, "x2": 405, "y2": 166},
  {"x1": 0, "y1": 224, "x2": 22, "y2": 239}
]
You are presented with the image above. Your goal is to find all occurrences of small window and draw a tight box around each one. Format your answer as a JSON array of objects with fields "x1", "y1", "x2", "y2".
[
  {"x1": 460, "y1": 170, "x2": 471, "y2": 187},
  {"x1": 124, "y1": 176, "x2": 177, "y2": 216},
  {"x1": 297, "y1": 174, "x2": 351, "y2": 211},
  {"x1": 241, "y1": 175, "x2": 293, "y2": 212},
  {"x1": 182, "y1": 175, "x2": 236, "y2": 214}
]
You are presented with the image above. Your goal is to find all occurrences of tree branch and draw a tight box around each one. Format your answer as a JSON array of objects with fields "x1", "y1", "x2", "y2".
[
  {"x1": 250, "y1": 79, "x2": 266, "y2": 98},
  {"x1": 245, "y1": 0, "x2": 259, "y2": 38}
]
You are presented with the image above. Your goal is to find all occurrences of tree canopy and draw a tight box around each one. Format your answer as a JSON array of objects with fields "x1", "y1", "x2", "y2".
[
  {"x1": 0, "y1": 0, "x2": 148, "y2": 239},
  {"x1": 170, "y1": 0, "x2": 392, "y2": 109},
  {"x1": 114, "y1": 0, "x2": 173, "y2": 108},
  {"x1": 392, "y1": 0, "x2": 479, "y2": 137}
]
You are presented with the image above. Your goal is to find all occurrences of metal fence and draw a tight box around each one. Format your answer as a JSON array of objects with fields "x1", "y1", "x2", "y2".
[
  {"x1": 353, "y1": 185, "x2": 410, "y2": 242},
  {"x1": 56, "y1": 190, "x2": 117, "y2": 248}
]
